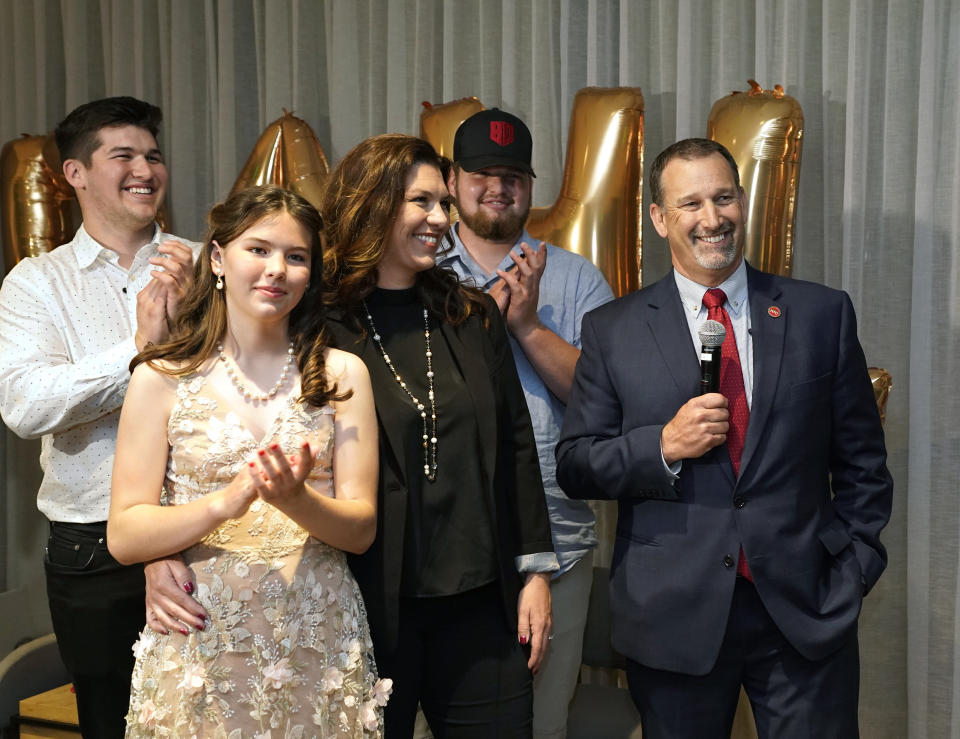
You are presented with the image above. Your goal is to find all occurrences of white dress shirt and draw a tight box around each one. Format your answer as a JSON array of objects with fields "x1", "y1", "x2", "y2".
[
  {"x1": 0, "y1": 224, "x2": 200, "y2": 522},
  {"x1": 672, "y1": 259, "x2": 754, "y2": 407},
  {"x1": 661, "y1": 260, "x2": 754, "y2": 477}
]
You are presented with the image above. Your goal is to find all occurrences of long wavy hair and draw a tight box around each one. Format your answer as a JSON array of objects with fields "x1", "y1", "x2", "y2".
[
  {"x1": 320, "y1": 133, "x2": 487, "y2": 330},
  {"x1": 132, "y1": 185, "x2": 349, "y2": 406}
]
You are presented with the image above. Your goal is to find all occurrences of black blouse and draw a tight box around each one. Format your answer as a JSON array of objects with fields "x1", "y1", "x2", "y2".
[{"x1": 364, "y1": 287, "x2": 498, "y2": 597}]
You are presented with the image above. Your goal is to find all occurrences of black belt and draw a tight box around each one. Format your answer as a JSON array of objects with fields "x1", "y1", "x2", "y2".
[{"x1": 49, "y1": 520, "x2": 107, "y2": 536}]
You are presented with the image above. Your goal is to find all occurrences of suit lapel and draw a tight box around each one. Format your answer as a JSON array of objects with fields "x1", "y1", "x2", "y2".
[
  {"x1": 739, "y1": 266, "x2": 785, "y2": 479},
  {"x1": 645, "y1": 274, "x2": 701, "y2": 398}
]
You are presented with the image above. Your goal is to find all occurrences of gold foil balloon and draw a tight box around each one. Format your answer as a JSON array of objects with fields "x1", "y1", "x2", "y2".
[
  {"x1": 707, "y1": 80, "x2": 803, "y2": 277},
  {"x1": 419, "y1": 97, "x2": 485, "y2": 160},
  {"x1": 869, "y1": 367, "x2": 893, "y2": 425},
  {"x1": 230, "y1": 111, "x2": 329, "y2": 210},
  {"x1": 1, "y1": 133, "x2": 77, "y2": 273},
  {"x1": 526, "y1": 87, "x2": 644, "y2": 297}
]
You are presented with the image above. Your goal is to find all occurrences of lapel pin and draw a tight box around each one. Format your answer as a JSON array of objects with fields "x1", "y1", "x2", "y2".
[{"x1": 767, "y1": 306, "x2": 782, "y2": 318}]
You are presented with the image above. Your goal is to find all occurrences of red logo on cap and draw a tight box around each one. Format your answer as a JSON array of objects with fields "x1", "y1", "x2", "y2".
[{"x1": 490, "y1": 121, "x2": 514, "y2": 147}]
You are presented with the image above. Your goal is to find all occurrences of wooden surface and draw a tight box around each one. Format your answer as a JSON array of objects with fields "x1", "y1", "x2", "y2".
[
  {"x1": 19, "y1": 726, "x2": 80, "y2": 739},
  {"x1": 18, "y1": 683, "x2": 80, "y2": 738}
]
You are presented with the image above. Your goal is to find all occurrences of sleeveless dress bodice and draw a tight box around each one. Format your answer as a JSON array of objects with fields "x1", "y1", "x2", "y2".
[{"x1": 125, "y1": 373, "x2": 387, "y2": 738}]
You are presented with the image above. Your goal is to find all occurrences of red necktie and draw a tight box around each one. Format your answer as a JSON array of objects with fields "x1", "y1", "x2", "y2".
[{"x1": 702, "y1": 288, "x2": 753, "y2": 580}]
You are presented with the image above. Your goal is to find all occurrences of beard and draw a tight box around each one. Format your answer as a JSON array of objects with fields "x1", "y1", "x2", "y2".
[
  {"x1": 457, "y1": 202, "x2": 529, "y2": 242},
  {"x1": 693, "y1": 236, "x2": 740, "y2": 272}
]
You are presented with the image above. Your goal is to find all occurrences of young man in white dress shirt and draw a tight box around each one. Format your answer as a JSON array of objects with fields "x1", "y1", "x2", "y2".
[{"x1": 0, "y1": 97, "x2": 199, "y2": 738}]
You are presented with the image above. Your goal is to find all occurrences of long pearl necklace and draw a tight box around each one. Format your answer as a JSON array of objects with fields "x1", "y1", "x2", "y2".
[
  {"x1": 217, "y1": 341, "x2": 295, "y2": 402},
  {"x1": 363, "y1": 301, "x2": 438, "y2": 481}
]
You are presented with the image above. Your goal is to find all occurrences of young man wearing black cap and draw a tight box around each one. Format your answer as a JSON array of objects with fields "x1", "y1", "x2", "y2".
[{"x1": 440, "y1": 108, "x2": 615, "y2": 739}]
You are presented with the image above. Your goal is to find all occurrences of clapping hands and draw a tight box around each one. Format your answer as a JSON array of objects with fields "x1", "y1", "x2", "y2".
[
  {"x1": 211, "y1": 441, "x2": 315, "y2": 521},
  {"x1": 488, "y1": 241, "x2": 547, "y2": 338},
  {"x1": 248, "y1": 441, "x2": 315, "y2": 506}
]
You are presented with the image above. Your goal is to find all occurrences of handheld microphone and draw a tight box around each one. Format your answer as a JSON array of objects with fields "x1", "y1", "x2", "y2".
[{"x1": 698, "y1": 320, "x2": 726, "y2": 395}]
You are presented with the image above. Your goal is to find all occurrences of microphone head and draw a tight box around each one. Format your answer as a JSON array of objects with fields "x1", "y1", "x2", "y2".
[{"x1": 698, "y1": 319, "x2": 726, "y2": 349}]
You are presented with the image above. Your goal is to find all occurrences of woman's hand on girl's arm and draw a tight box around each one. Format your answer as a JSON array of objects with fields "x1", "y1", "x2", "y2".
[{"x1": 144, "y1": 557, "x2": 208, "y2": 634}]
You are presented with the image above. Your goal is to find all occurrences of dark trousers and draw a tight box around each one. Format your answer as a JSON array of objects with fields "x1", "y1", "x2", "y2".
[
  {"x1": 44, "y1": 521, "x2": 146, "y2": 739},
  {"x1": 626, "y1": 577, "x2": 860, "y2": 739},
  {"x1": 377, "y1": 581, "x2": 533, "y2": 738}
]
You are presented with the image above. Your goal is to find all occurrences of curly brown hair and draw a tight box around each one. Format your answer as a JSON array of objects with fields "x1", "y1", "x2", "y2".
[
  {"x1": 320, "y1": 133, "x2": 487, "y2": 330},
  {"x1": 132, "y1": 185, "x2": 349, "y2": 407}
]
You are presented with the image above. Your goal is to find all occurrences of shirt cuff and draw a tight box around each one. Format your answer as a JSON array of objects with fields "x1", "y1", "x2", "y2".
[
  {"x1": 660, "y1": 438, "x2": 682, "y2": 479},
  {"x1": 515, "y1": 552, "x2": 560, "y2": 574}
]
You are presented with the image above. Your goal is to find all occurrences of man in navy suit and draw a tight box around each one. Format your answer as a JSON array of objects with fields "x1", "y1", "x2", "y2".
[{"x1": 555, "y1": 138, "x2": 893, "y2": 738}]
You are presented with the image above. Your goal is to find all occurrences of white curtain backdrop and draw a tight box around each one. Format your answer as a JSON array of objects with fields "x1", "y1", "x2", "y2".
[{"x1": 1, "y1": 1, "x2": 958, "y2": 735}]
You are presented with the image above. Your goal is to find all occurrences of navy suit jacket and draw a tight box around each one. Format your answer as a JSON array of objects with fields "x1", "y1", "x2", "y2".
[{"x1": 556, "y1": 264, "x2": 893, "y2": 675}]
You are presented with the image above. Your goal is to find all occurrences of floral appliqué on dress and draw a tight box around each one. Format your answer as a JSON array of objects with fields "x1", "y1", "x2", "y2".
[{"x1": 126, "y1": 374, "x2": 390, "y2": 738}]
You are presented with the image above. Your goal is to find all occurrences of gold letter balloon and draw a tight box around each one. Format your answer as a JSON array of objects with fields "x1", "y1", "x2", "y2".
[
  {"x1": 1, "y1": 133, "x2": 76, "y2": 274},
  {"x1": 526, "y1": 87, "x2": 644, "y2": 297},
  {"x1": 230, "y1": 110, "x2": 329, "y2": 210},
  {"x1": 419, "y1": 97, "x2": 485, "y2": 160},
  {"x1": 420, "y1": 88, "x2": 644, "y2": 297},
  {"x1": 869, "y1": 367, "x2": 893, "y2": 426},
  {"x1": 707, "y1": 80, "x2": 804, "y2": 277}
]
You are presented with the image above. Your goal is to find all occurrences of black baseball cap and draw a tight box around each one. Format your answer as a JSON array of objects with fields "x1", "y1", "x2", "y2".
[{"x1": 453, "y1": 108, "x2": 536, "y2": 177}]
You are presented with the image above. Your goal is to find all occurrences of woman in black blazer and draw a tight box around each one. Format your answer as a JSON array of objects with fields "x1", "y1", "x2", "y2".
[{"x1": 319, "y1": 134, "x2": 556, "y2": 738}]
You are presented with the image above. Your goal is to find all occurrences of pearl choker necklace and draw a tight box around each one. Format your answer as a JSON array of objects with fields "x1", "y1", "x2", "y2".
[
  {"x1": 217, "y1": 341, "x2": 295, "y2": 402},
  {"x1": 363, "y1": 301, "x2": 438, "y2": 481}
]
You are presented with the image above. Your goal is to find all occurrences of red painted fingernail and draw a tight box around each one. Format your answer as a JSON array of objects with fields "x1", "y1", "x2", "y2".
[
  {"x1": 258, "y1": 449, "x2": 266, "y2": 456},
  {"x1": 249, "y1": 462, "x2": 256, "y2": 468},
  {"x1": 183, "y1": 581, "x2": 194, "y2": 594},
  {"x1": 179, "y1": 627, "x2": 189, "y2": 635},
  {"x1": 270, "y1": 443, "x2": 279, "y2": 451},
  {"x1": 519, "y1": 634, "x2": 528, "y2": 645}
]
